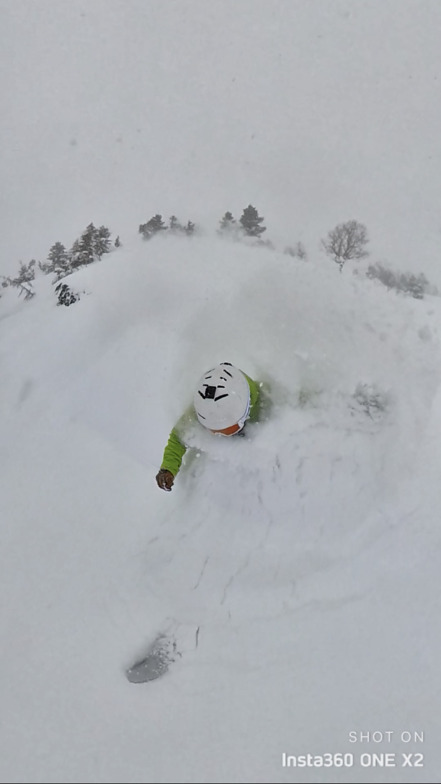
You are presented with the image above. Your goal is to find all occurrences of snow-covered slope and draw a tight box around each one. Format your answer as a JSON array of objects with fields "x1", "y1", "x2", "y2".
[{"x1": 1, "y1": 235, "x2": 440, "y2": 783}]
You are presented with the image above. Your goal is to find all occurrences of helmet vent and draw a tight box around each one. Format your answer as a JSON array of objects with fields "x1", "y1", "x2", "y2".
[
  {"x1": 199, "y1": 384, "x2": 217, "y2": 400},
  {"x1": 198, "y1": 384, "x2": 230, "y2": 403}
]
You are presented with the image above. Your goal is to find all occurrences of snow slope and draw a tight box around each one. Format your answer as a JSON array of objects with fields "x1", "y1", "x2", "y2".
[{"x1": 1, "y1": 234, "x2": 440, "y2": 783}]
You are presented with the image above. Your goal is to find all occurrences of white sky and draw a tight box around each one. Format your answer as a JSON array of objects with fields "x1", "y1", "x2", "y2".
[
  {"x1": 1, "y1": 0, "x2": 441, "y2": 279},
  {"x1": 1, "y1": 231, "x2": 441, "y2": 782}
]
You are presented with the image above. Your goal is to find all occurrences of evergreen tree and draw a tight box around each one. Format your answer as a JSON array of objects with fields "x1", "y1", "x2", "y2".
[
  {"x1": 217, "y1": 211, "x2": 238, "y2": 236},
  {"x1": 93, "y1": 225, "x2": 112, "y2": 259},
  {"x1": 139, "y1": 214, "x2": 168, "y2": 240},
  {"x1": 185, "y1": 220, "x2": 196, "y2": 236},
  {"x1": 239, "y1": 205, "x2": 267, "y2": 238},
  {"x1": 40, "y1": 242, "x2": 70, "y2": 279},
  {"x1": 114, "y1": 235, "x2": 121, "y2": 248},
  {"x1": 169, "y1": 215, "x2": 184, "y2": 233},
  {"x1": 70, "y1": 223, "x2": 97, "y2": 269},
  {"x1": 69, "y1": 238, "x2": 81, "y2": 268}
]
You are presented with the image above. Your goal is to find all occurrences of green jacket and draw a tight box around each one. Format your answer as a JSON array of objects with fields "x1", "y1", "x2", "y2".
[{"x1": 160, "y1": 373, "x2": 261, "y2": 476}]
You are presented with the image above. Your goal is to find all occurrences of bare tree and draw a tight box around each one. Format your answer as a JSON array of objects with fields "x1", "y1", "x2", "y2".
[{"x1": 321, "y1": 220, "x2": 369, "y2": 271}]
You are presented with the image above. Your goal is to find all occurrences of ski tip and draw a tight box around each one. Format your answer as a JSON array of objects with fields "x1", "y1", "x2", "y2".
[
  {"x1": 126, "y1": 663, "x2": 168, "y2": 683},
  {"x1": 126, "y1": 634, "x2": 177, "y2": 684}
]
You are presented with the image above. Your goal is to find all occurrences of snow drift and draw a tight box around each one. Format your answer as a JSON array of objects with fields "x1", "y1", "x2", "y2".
[{"x1": 1, "y1": 234, "x2": 440, "y2": 783}]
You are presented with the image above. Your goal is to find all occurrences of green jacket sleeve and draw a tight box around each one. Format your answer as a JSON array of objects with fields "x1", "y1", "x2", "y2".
[
  {"x1": 160, "y1": 405, "x2": 194, "y2": 476},
  {"x1": 243, "y1": 373, "x2": 261, "y2": 422},
  {"x1": 160, "y1": 427, "x2": 187, "y2": 476}
]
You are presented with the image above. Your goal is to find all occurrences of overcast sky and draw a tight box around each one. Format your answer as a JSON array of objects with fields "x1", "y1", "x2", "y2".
[{"x1": 1, "y1": 0, "x2": 441, "y2": 278}]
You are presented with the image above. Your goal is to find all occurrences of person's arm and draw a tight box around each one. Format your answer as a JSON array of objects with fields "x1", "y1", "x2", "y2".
[
  {"x1": 156, "y1": 408, "x2": 193, "y2": 491},
  {"x1": 160, "y1": 428, "x2": 187, "y2": 475},
  {"x1": 243, "y1": 373, "x2": 261, "y2": 422}
]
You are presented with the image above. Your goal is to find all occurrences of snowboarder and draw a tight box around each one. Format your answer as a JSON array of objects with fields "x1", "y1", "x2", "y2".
[{"x1": 156, "y1": 362, "x2": 261, "y2": 491}]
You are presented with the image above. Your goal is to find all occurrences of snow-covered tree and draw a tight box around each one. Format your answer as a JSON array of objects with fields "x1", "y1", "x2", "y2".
[
  {"x1": 55, "y1": 282, "x2": 80, "y2": 306},
  {"x1": 11, "y1": 260, "x2": 36, "y2": 285},
  {"x1": 70, "y1": 223, "x2": 97, "y2": 269},
  {"x1": 93, "y1": 225, "x2": 112, "y2": 259},
  {"x1": 9, "y1": 260, "x2": 36, "y2": 299},
  {"x1": 139, "y1": 214, "x2": 168, "y2": 240},
  {"x1": 40, "y1": 242, "x2": 70, "y2": 280}
]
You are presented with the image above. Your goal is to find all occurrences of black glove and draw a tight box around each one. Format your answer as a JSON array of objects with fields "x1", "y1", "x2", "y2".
[{"x1": 156, "y1": 468, "x2": 175, "y2": 492}]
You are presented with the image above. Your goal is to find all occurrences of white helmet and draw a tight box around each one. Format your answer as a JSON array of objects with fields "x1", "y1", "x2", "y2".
[{"x1": 193, "y1": 362, "x2": 250, "y2": 435}]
